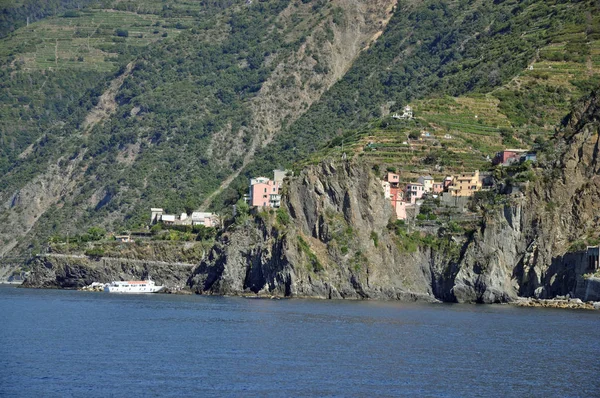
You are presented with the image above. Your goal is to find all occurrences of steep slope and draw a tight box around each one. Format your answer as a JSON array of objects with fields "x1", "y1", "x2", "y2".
[
  {"x1": 453, "y1": 90, "x2": 600, "y2": 302},
  {"x1": 0, "y1": 0, "x2": 395, "y2": 257},
  {"x1": 247, "y1": 0, "x2": 599, "y2": 178},
  {"x1": 186, "y1": 90, "x2": 600, "y2": 302},
  {"x1": 189, "y1": 160, "x2": 442, "y2": 300}
]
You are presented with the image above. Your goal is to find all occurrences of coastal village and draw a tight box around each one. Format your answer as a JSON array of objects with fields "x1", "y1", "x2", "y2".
[{"x1": 148, "y1": 106, "x2": 541, "y2": 226}]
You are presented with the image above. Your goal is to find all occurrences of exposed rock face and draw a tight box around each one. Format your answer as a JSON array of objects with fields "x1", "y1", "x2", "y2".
[
  {"x1": 189, "y1": 91, "x2": 600, "y2": 303},
  {"x1": 23, "y1": 255, "x2": 193, "y2": 290},
  {"x1": 451, "y1": 90, "x2": 600, "y2": 303},
  {"x1": 189, "y1": 161, "x2": 443, "y2": 301}
]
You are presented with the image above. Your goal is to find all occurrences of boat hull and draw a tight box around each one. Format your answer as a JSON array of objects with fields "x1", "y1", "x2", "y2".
[
  {"x1": 103, "y1": 286, "x2": 164, "y2": 293},
  {"x1": 103, "y1": 279, "x2": 164, "y2": 294}
]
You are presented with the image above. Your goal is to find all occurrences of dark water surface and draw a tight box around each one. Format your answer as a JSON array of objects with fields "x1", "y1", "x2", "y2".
[{"x1": 1, "y1": 286, "x2": 599, "y2": 397}]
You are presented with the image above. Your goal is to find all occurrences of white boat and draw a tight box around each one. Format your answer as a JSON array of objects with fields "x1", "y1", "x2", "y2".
[{"x1": 103, "y1": 278, "x2": 164, "y2": 294}]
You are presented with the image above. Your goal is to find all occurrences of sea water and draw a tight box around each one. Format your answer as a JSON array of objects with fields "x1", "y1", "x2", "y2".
[{"x1": 1, "y1": 285, "x2": 599, "y2": 397}]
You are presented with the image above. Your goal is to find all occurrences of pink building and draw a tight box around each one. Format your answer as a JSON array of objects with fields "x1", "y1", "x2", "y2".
[
  {"x1": 432, "y1": 182, "x2": 444, "y2": 194},
  {"x1": 492, "y1": 149, "x2": 527, "y2": 166},
  {"x1": 387, "y1": 172, "x2": 400, "y2": 187},
  {"x1": 248, "y1": 177, "x2": 281, "y2": 208}
]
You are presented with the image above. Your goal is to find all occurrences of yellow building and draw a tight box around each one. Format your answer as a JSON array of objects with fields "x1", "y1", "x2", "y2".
[{"x1": 448, "y1": 170, "x2": 482, "y2": 197}]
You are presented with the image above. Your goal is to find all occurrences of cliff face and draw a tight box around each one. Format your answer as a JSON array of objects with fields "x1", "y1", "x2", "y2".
[
  {"x1": 452, "y1": 91, "x2": 600, "y2": 303},
  {"x1": 22, "y1": 255, "x2": 194, "y2": 290},
  {"x1": 189, "y1": 161, "x2": 455, "y2": 301},
  {"x1": 189, "y1": 91, "x2": 600, "y2": 303}
]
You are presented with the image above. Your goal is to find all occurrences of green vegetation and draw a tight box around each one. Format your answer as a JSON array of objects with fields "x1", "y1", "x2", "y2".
[
  {"x1": 0, "y1": 0, "x2": 99, "y2": 38},
  {"x1": 0, "y1": 0, "x2": 599, "y2": 257},
  {"x1": 389, "y1": 220, "x2": 462, "y2": 259},
  {"x1": 370, "y1": 231, "x2": 379, "y2": 248},
  {"x1": 297, "y1": 235, "x2": 323, "y2": 273},
  {"x1": 255, "y1": 0, "x2": 599, "y2": 170}
]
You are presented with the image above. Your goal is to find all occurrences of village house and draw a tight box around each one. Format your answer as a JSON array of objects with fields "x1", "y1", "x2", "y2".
[
  {"x1": 417, "y1": 175, "x2": 434, "y2": 192},
  {"x1": 150, "y1": 208, "x2": 219, "y2": 227},
  {"x1": 381, "y1": 170, "x2": 487, "y2": 219},
  {"x1": 392, "y1": 105, "x2": 413, "y2": 120},
  {"x1": 387, "y1": 172, "x2": 400, "y2": 186},
  {"x1": 382, "y1": 172, "x2": 412, "y2": 219},
  {"x1": 161, "y1": 214, "x2": 176, "y2": 225},
  {"x1": 246, "y1": 170, "x2": 288, "y2": 208},
  {"x1": 406, "y1": 182, "x2": 425, "y2": 203},
  {"x1": 447, "y1": 171, "x2": 482, "y2": 197},
  {"x1": 191, "y1": 212, "x2": 219, "y2": 227},
  {"x1": 492, "y1": 149, "x2": 528, "y2": 166}
]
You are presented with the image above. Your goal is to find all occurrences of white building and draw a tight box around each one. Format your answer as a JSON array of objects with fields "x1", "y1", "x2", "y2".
[
  {"x1": 161, "y1": 214, "x2": 176, "y2": 225},
  {"x1": 392, "y1": 105, "x2": 413, "y2": 120},
  {"x1": 191, "y1": 212, "x2": 219, "y2": 227},
  {"x1": 417, "y1": 176, "x2": 434, "y2": 192},
  {"x1": 150, "y1": 208, "x2": 164, "y2": 224}
]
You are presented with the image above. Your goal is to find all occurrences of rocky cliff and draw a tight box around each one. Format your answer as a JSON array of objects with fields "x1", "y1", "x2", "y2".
[
  {"x1": 451, "y1": 90, "x2": 600, "y2": 302},
  {"x1": 23, "y1": 92, "x2": 600, "y2": 303},
  {"x1": 189, "y1": 161, "x2": 445, "y2": 301},
  {"x1": 22, "y1": 254, "x2": 193, "y2": 290},
  {"x1": 189, "y1": 90, "x2": 600, "y2": 303}
]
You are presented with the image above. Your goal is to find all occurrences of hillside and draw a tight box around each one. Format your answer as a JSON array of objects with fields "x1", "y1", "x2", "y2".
[
  {"x1": 22, "y1": 90, "x2": 600, "y2": 304},
  {"x1": 0, "y1": 0, "x2": 599, "y2": 260}
]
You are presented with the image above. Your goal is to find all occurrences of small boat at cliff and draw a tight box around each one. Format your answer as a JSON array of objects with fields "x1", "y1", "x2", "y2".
[{"x1": 103, "y1": 278, "x2": 164, "y2": 294}]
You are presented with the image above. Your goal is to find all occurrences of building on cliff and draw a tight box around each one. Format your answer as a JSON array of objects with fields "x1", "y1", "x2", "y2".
[
  {"x1": 150, "y1": 209, "x2": 219, "y2": 227},
  {"x1": 492, "y1": 149, "x2": 534, "y2": 166},
  {"x1": 417, "y1": 175, "x2": 434, "y2": 192},
  {"x1": 246, "y1": 170, "x2": 290, "y2": 208},
  {"x1": 406, "y1": 182, "x2": 425, "y2": 203},
  {"x1": 447, "y1": 171, "x2": 482, "y2": 197}
]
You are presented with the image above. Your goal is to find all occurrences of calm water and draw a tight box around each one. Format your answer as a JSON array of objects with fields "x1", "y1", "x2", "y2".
[{"x1": 1, "y1": 286, "x2": 599, "y2": 397}]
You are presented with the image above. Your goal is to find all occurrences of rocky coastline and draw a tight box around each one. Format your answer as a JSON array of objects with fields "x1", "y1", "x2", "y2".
[{"x1": 20, "y1": 92, "x2": 600, "y2": 309}]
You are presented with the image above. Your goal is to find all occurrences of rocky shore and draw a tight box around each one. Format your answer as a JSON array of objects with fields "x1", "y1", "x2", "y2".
[{"x1": 514, "y1": 297, "x2": 600, "y2": 311}]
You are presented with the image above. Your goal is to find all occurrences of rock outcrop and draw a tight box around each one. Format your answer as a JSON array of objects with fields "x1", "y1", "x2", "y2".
[
  {"x1": 451, "y1": 90, "x2": 600, "y2": 302},
  {"x1": 189, "y1": 161, "x2": 441, "y2": 301},
  {"x1": 22, "y1": 255, "x2": 193, "y2": 290}
]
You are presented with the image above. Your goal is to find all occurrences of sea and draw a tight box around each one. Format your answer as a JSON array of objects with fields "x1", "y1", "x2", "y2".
[{"x1": 1, "y1": 285, "x2": 599, "y2": 397}]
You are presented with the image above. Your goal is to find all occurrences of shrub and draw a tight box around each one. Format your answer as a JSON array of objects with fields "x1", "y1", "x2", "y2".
[
  {"x1": 276, "y1": 207, "x2": 290, "y2": 226},
  {"x1": 115, "y1": 29, "x2": 129, "y2": 37},
  {"x1": 84, "y1": 247, "x2": 105, "y2": 257},
  {"x1": 568, "y1": 240, "x2": 587, "y2": 253},
  {"x1": 370, "y1": 231, "x2": 379, "y2": 247}
]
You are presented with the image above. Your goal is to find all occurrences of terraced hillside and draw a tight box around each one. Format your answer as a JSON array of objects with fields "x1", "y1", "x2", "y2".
[
  {"x1": 0, "y1": 0, "x2": 599, "y2": 260},
  {"x1": 303, "y1": 6, "x2": 600, "y2": 182}
]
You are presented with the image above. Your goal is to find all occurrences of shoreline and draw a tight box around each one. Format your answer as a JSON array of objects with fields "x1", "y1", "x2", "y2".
[
  {"x1": 8, "y1": 283, "x2": 600, "y2": 310},
  {"x1": 513, "y1": 297, "x2": 600, "y2": 311}
]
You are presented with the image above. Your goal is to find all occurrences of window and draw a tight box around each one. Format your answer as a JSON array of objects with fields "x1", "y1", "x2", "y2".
[
  {"x1": 264, "y1": 188, "x2": 267, "y2": 193},
  {"x1": 273, "y1": 188, "x2": 276, "y2": 192}
]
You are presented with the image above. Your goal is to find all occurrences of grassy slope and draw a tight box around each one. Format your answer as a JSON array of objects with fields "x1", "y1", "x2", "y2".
[{"x1": 2, "y1": 0, "x2": 380, "y2": 253}]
